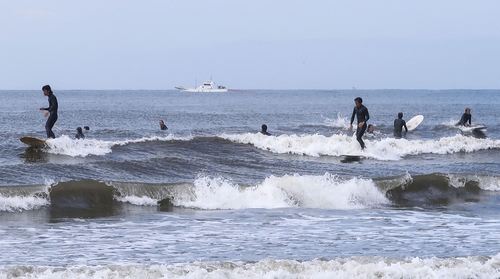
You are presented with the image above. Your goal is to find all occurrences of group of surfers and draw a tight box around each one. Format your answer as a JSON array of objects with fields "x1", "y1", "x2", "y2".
[
  {"x1": 260, "y1": 97, "x2": 474, "y2": 151},
  {"x1": 40, "y1": 87, "x2": 473, "y2": 149}
]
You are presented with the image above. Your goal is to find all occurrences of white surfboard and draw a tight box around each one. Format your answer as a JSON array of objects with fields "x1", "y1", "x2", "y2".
[
  {"x1": 459, "y1": 125, "x2": 487, "y2": 132},
  {"x1": 406, "y1": 115, "x2": 424, "y2": 131}
]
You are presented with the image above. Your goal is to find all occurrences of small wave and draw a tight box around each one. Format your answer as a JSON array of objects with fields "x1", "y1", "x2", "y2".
[
  {"x1": 3, "y1": 173, "x2": 498, "y2": 213},
  {"x1": 43, "y1": 134, "x2": 193, "y2": 157},
  {"x1": 386, "y1": 173, "x2": 500, "y2": 208},
  {"x1": 446, "y1": 173, "x2": 500, "y2": 191},
  {"x1": 0, "y1": 185, "x2": 50, "y2": 212},
  {"x1": 2, "y1": 255, "x2": 499, "y2": 278},
  {"x1": 170, "y1": 174, "x2": 389, "y2": 210},
  {"x1": 0, "y1": 193, "x2": 49, "y2": 212},
  {"x1": 221, "y1": 133, "x2": 500, "y2": 160}
]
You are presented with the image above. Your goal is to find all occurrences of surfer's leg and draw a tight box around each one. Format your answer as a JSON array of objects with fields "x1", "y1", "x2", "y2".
[
  {"x1": 45, "y1": 114, "x2": 58, "y2": 139},
  {"x1": 356, "y1": 123, "x2": 367, "y2": 149}
]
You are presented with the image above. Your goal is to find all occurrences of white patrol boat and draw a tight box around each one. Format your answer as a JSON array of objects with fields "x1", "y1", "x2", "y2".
[{"x1": 175, "y1": 79, "x2": 228, "y2": 92}]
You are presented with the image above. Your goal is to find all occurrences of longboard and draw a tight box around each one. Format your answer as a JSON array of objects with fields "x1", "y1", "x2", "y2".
[
  {"x1": 20, "y1": 136, "x2": 47, "y2": 147},
  {"x1": 406, "y1": 115, "x2": 424, "y2": 131},
  {"x1": 341, "y1": 153, "x2": 364, "y2": 163}
]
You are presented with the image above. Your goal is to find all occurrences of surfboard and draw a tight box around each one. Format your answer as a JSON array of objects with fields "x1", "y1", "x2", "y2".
[
  {"x1": 459, "y1": 125, "x2": 487, "y2": 132},
  {"x1": 20, "y1": 137, "x2": 47, "y2": 147},
  {"x1": 341, "y1": 153, "x2": 364, "y2": 163},
  {"x1": 406, "y1": 115, "x2": 424, "y2": 131}
]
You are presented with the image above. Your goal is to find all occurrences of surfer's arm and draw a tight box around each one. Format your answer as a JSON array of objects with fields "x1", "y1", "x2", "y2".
[
  {"x1": 403, "y1": 121, "x2": 408, "y2": 132},
  {"x1": 348, "y1": 108, "x2": 355, "y2": 130},
  {"x1": 350, "y1": 108, "x2": 356, "y2": 126}
]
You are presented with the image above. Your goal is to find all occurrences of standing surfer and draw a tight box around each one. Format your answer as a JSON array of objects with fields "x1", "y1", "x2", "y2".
[
  {"x1": 349, "y1": 97, "x2": 370, "y2": 150},
  {"x1": 39, "y1": 85, "x2": 58, "y2": 139}
]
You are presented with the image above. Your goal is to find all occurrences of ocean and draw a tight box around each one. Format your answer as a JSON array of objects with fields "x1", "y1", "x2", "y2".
[{"x1": 1, "y1": 89, "x2": 500, "y2": 278}]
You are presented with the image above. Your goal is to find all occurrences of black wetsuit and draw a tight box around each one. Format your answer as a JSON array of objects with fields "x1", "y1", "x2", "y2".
[
  {"x1": 394, "y1": 118, "x2": 408, "y2": 138},
  {"x1": 350, "y1": 104, "x2": 370, "y2": 149},
  {"x1": 458, "y1": 113, "x2": 471, "y2": 126},
  {"x1": 260, "y1": 131, "x2": 271, "y2": 136},
  {"x1": 75, "y1": 132, "x2": 85, "y2": 139},
  {"x1": 160, "y1": 124, "x2": 168, "y2": 130},
  {"x1": 43, "y1": 93, "x2": 58, "y2": 138}
]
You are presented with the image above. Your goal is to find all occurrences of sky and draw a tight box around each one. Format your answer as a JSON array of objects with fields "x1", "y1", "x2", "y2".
[{"x1": 1, "y1": 1, "x2": 499, "y2": 90}]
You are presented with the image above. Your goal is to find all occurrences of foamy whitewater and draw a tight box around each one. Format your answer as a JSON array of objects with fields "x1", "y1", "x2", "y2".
[{"x1": 1, "y1": 89, "x2": 500, "y2": 278}]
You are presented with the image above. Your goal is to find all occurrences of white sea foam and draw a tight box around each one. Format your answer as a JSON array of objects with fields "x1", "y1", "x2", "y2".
[
  {"x1": 115, "y1": 195, "x2": 158, "y2": 206},
  {"x1": 44, "y1": 134, "x2": 193, "y2": 157},
  {"x1": 0, "y1": 195, "x2": 49, "y2": 212},
  {"x1": 447, "y1": 174, "x2": 500, "y2": 191},
  {"x1": 221, "y1": 133, "x2": 500, "y2": 161},
  {"x1": 171, "y1": 173, "x2": 389, "y2": 210},
  {"x1": 2, "y1": 255, "x2": 499, "y2": 279},
  {"x1": 0, "y1": 183, "x2": 50, "y2": 212}
]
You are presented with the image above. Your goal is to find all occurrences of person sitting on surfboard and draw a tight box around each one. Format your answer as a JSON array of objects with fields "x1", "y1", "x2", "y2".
[
  {"x1": 349, "y1": 97, "x2": 369, "y2": 150},
  {"x1": 39, "y1": 85, "x2": 58, "y2": 139},
  {"x1": 159, "y1": 120, "x2": 168, "y2": 130},
  {"x1": 260, "y1": 124, "x2": 271, "y2": 136},
  {"x1": 394, "y1": 112, "x2": 408, "y2": 138},
  {"x1": 457, "y1": 108, "x2": 472, "y2": 127},
  {"x1": 75, "y1": 127, "x2": 85, "y2": 139}
]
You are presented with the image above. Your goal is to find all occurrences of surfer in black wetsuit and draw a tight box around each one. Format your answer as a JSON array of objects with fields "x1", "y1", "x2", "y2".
[
  {"x1": 39, "y1": 85, "x2": 58, "y2": 139},
  {"x1": 393, "y1": 112, "x2": 408, "y2": 138},
  {"x1": 75, "y1": 127, "x2": 85, "y2": 139},
  {"x1": 159, "y1": 119, "x2": 168, "y2": 130},
  {"x1": 260, "y1": 124, "x2": 271, "y2": 136},
  {"x1": 457, "y1": 107, "x2": 472, "y2": 127},
  {"x1": 349, "y1": 97, "x2": 369, "y2": 150}
]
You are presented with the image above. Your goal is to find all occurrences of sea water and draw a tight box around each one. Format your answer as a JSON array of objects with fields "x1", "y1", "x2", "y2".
[{"x1": 0, "y1": 89, "x2": 499, "y2": 278}]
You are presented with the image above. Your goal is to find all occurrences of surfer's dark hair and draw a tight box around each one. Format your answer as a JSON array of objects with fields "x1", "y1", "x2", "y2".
[
  {"x1": 261, "y1": 124, "x2": 268, "y2": 132},
  {"x1": 354, "y1": 97, "x2": 362, "y2": 103},
  {"x1": 398, "y1": 112, "x2": 403, "y2": 119},
  {"x1": 42, "y1": 85, "x2": 52, "y2": 94}
]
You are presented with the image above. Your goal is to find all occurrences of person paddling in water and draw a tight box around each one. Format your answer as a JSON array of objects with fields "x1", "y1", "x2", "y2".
[
  {"x1": 260, "y1": 124, "x2": 271, "y2": 136},
  {"x1": 349, "y1": 97, "x2": 370, "y2": 150},
  {"x1": 39, "y1": 85, "x2": 58, "y2": 139},
  {"x1": 75, "y1": 127, "x2": 85, "y2": 139},
  {"x1": 159, "y1": 119, "x2": 168, "y2": 130}
]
